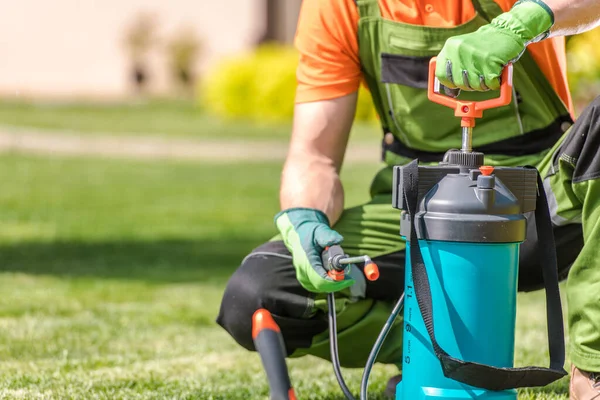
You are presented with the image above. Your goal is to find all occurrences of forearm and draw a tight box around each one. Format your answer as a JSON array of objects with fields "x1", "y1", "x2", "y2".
[
  {"x1": 280, "y1": 152, "x2": 344, "y2": 225},
  {"x1": 545, "y1": 0, "x2": 600, "y2": 36},
  {"x1": 279, "y1": 93, "x2": 357, "y2": 225}
]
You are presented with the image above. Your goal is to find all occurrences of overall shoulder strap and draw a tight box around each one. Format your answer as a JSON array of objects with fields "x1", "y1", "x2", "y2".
[
  {"x1": 470, "y1": 0, "x2": 502, "y2": 21},
  {"x1": 402, "y1": 160, "x2": 568, "y2": 391},
  {"x1": 356, "y1": 0, "x2": 381, "y2": 19}
]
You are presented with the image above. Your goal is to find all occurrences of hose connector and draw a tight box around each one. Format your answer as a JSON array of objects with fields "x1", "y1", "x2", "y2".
[{"x1": 322, "y1": 245, "x2": 379, "y2": 282}]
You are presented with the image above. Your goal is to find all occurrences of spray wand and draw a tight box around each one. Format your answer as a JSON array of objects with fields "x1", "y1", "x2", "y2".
[{"x1": 321, "y1": 245, "x2": 379, "y2": 400}]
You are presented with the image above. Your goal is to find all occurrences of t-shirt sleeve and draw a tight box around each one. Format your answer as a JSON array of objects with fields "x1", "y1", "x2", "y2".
[{"x1": 293, "y1": 0, "x2": 363, "y2": 103}]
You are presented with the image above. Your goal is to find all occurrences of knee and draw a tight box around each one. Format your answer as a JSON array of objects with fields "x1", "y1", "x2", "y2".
[
  {"x1": 216, "y1": 254, "x2": 274, "y2": 351},
  {"x1": 216, "y1": 242, "x2": 294, "y2": 351}
]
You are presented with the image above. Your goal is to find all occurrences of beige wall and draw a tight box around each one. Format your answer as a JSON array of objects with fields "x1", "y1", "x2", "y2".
[{"x1": 0, "y1": 0, "x2": 265, "y2": 99}]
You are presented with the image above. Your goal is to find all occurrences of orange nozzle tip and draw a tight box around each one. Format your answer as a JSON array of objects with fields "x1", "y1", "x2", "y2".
[
  {"x1": 364, "y1": 262, "x2": 380, "y2": 281},
  {"x1": 252, "y1": 309, "x2": 280, "y2": 339},
  {"x1": 479, "y1": 166, "x2": 495, "y2": 176}
]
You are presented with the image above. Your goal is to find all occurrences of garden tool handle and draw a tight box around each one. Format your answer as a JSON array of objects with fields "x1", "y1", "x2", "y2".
[
  {"x1": 252, "y1": 309, "x2": 297, "y2": 400},
  {"x1": 322, "y1": 245, "x2": 380, "y2": 282},
  {"x1": 427, "y1": 57, "x2": 513, "y2": 128}
]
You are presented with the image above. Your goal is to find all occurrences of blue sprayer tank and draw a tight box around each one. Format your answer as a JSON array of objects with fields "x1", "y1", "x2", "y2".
[{"x1": 391, "y1": 150, "x2": 539, "y2": 400}]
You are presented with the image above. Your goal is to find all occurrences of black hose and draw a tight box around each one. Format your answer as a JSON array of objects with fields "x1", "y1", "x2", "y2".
[
  {"x1": 327, "y1": 292, "x2": 357, "y2": 400},
  {"x1": 328, "y1": 291, "x2": 405, "y2": 400},
  {"x1": 359, "y1": 293, "x2": 405, "y2": 400}
]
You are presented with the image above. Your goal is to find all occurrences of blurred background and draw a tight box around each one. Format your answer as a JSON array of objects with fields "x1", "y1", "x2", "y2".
[{"x1": 0, "y1": 1, "x2": 597, "y2": 399}]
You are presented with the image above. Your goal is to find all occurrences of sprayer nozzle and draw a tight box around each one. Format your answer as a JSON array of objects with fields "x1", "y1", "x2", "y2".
[{"x1": 364, "y1": 262, "x2": 380, "y2": 281}]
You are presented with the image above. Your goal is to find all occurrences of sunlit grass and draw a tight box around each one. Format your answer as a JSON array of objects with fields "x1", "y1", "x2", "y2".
[
  {"x1": 0, "y1": 98, "x2": 377, "y2": 142},
  {"x1": 0, "y1": 153, "x2": 569, "y2": 398}
]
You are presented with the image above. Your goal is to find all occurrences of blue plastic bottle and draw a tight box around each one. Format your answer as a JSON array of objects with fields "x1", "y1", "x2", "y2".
[
  {"x1": 391, "y1": 156, "x2": 538, "y2": 400},
  {"x1": 398, "y1": 240, "x2": 519, "y2": 400}
]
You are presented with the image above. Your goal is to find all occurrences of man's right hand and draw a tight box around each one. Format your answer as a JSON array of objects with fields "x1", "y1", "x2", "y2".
[
  {"x1": 275, "y1": 208, "x2": 355, "y2": 293},
  {"x1": 277, "y1": 91, "x2": 358, "y2": 293}
]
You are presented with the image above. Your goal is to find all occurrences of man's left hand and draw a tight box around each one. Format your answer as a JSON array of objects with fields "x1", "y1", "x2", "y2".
[{"x1": 435, "y1": 0, "x2": 555, "y2": 92}]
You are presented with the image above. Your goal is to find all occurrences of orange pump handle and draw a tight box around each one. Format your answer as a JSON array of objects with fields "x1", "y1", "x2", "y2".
[{"x1": 427, "y1": 57, "x2": 513, "y2": 128}]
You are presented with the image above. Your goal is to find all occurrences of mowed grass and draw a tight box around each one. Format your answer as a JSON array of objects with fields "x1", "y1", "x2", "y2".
[
  {"x1": 0, "y1": 153, "x2": 570, "y2": 399},
  {"x1": 0, "y1": 98, "x2": 377, "y2": 142}
]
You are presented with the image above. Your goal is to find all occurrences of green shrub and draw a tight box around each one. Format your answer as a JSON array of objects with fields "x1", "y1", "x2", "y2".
[
  {"x1": 201, "y1": 32, "x2": 600, "y2": 124},
  {"x1": 566, "y1": 28, "x2": 600, "y2": 113},
  {"x1": 199, "y1": 51, "x2": 259, "y2": 119},
  {"x1": 198, "y1": 43, "x2": 378, "y2": 123},
  {"x1": 355, "y1": 85, "x2": 379, "y2": 122},
  {"x1": 250, "y1": 45, "x2": 298, "y2": 121}
]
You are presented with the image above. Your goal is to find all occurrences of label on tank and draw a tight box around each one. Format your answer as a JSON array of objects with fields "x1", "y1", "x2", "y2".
[{"x1": 405, "y1": 283, "x2": 414, "y2": 365}]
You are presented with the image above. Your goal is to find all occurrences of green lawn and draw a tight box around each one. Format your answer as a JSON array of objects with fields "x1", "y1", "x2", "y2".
[
  {"x1": 0, "y1": 153, "x2": 570, "y2": 399},
  {"x1": 0, "y1": 98, "x2": 377, "y2": 142}
]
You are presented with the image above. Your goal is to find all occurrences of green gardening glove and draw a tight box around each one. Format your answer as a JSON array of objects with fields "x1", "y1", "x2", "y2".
[
  {"x1": 275, "y1": 207, "x2": 355, "y2": 293},
  {"x1": 435, "y1": 0, "x2": 554, "y2": 92}
]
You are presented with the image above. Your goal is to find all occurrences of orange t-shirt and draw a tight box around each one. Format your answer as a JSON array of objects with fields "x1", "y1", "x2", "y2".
[{"x1": 294, "y1": 0, "x2": 574, "y2": 115}]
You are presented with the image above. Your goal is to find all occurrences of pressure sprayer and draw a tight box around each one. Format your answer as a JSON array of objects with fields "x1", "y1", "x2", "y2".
[{"x1": 251, "y1": 58, "x2": 568, "y2": 400}]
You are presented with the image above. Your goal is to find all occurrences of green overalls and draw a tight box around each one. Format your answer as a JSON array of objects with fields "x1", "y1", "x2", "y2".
[{"x1": 288, "y1": 0, "x2": 600, "y2": 374}]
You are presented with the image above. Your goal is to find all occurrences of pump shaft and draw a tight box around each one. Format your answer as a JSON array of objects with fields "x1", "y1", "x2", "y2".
[{"x1": 461, "y1": 127, "x2": 473, "y2": 152}]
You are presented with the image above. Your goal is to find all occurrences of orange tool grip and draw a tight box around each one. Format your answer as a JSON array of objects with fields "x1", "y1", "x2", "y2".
[
  {"x1": 252, "y1": 309, "x2": 296, "y2": 400},
  {"x1": 364, "y1": 262, "x2": 380, "y2": 281},
  {"x1": 288, "y1": 388, "x2": 297, "y2": 400},
  {"x1": 427, "y1": 57, "x2": 513, "y2": 127},
  {"x1": 252, "y1": 308, "x2": 281, "y2": 339}
]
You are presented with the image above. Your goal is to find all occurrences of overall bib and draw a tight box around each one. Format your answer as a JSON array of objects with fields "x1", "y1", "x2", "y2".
[{"x1": 290, "y1": 0, "x2": 594, "y2": 370}]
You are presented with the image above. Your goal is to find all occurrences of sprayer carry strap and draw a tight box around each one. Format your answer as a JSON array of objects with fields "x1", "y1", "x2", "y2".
[{"x1": 402, "y1": 159, "x2": 567, "y2": 391}]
